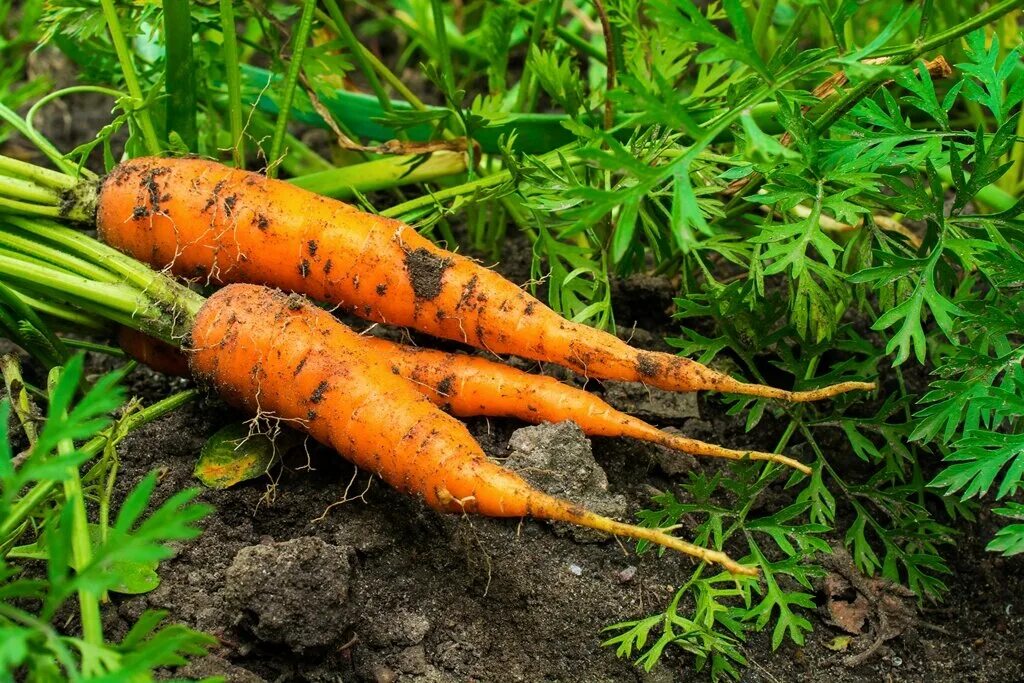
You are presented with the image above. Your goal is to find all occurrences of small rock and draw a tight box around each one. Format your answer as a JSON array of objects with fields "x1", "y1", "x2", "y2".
[
  {"x1": 372, "y1": 664, "x2": 398, "y2": 683},
  {"x1": 395, "y1": 644, "x2": 429, "y2": 675},
  {"x1": 617, "y1": 566, "x2": 637, "y2": 583},
  {"x1": 361, "y1": 609, "x2": 432, "y2": 647},
  {"x1": 505, "y1": 422, "x2": 627, "y2": 542},
  {"x1": 224, "y1": 536, "x2": 355, "y2": 651},
  {"x1": 569, "y1": 563, "x2": 583, "y2": 576}
]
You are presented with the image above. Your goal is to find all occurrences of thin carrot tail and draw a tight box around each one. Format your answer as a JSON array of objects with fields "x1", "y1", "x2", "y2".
[
  {"x1": 657, "y1": 432, "x2": 812, "y2": 475},
  {"x1": 703, "y1": 375, "x2": 876, "y2": 403},
  {"x1": 528, "y1": 493, "x2": 758, "y2": 577}
]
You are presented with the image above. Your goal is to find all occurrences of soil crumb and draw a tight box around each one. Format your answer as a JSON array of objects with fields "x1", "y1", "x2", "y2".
[
  {"x1": 224, "y1": 536, "x2": 355, "y2": 651},
  {"x1": 404, "y1": 247, "x2": 452, "y2": 300}
]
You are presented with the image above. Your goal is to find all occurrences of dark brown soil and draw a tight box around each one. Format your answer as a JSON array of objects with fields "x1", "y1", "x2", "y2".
[{"x1": 88, "y1": 269, "x2": 1024, "y2": 683}]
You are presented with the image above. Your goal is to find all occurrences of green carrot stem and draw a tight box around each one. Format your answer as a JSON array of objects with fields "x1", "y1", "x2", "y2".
[
  {"x1": 0, "y1": 104, "x2": 79, "y2": 177},
  {"x1": 61, "y1": 338, "x2": 126, "y2": 356},
  {"x1": 267, "y1": 0, "x2": 317, "y2": 177},
  {"x1": 99, "y1": 0, "x2": 162, "y2": 155},
  {"x1": 0, "y1": 225, "x2": 118, "y2": 283},
  {"x1": 291, "y1": 152, "x2": 467, "y2": 198},
  {"x1": 321, "y1": 0, "x2": 394, "y2": 114},
  {"x1": 0, "y1": 154, "x2": 78, "y2": 190},
  {"x1": 164, "y1": 0, "x2": 198, "y2": 150},
  {"x1": 0, "y1": 175, "x2": 61, "y2": 204},
  {"x1": 49, "y1": 367, "x2": 104, "y2": 674},
  {"x1": 219, "y1": 0, "x2": 245, "y2": 167}
]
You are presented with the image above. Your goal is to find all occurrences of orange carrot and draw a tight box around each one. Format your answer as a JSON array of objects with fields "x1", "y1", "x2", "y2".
[
  {"x1": 361, "y1": 336, "x2": 811, "y2": 474},
  {"x1": 186, "y1": 283, "x2": 757, "y2": 576},
  {"x1": 118, "y1": 326, "x2": 191, "y2": 376},
  {"x1": 94, "y1": 156, "x2": 873, "y2": 403},
  {"x1": 116, "y1": 326, "x2": 807, "y2": 473}
]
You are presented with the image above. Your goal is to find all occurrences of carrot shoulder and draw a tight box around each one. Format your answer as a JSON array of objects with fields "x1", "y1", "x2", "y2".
[
  {"x1": 186, "y1": 284, "x2": 756, "y2": 576},
  {"x1": 98, "y1": 156, "x2": 873, "y2": 403}
]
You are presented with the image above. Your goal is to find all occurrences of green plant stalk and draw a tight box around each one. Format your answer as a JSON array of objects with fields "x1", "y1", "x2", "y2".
[
  {"x1": 266, "y1": 0, "x2": 317, "y2": 178},
  {"x1": 2, "y1": 216, "x2": 184, "y2": 305},
  {"x1": 10, "y1": 290, "x2": 104, "y2": 331},
  {"x1": 0, "y1": 175, "x2": 60, "y2": 204},
  {"x1": 0, "y1": 103, "x2": 79, "y2": 177},
  {"x1": 752, "y1": 0, "x2": 779, "y2": 58},
  {"x1": 429, "y1": 0, "x2": 455, "y2": 94},
  {"x1": 0, "y1": 196, "x2": 63, "y2": 220},
  {"x1": 0, "y1": 154, "x2": 78, "y2": 190},
  {"x1": 164, "y1": 0, "x2": 198, "y2": 150},
  {"x1": 26, "y1": 87, "x2": 126, "y2": 153},
  {"x1": 1009, "y1": 101, "x2": 1024, "y2": 190},
  {"x1": 0, "y1": 252, "x2": 152, "y2": 320},
  {"x1": 0, "y1": 389, "x2": 197, "y2": 543},
  {"x1": 291, "y1": 151, "x2": 467, "y2": 198},
  {"x1": 61, "y1": 339, "x2": 125, "y2": 356},
  {"x1": 218, "y1": 0, "x2": 245, "y2": 167},
  {"x1": 495, "y1": 0, "x2": 605, "y2": 63},
  {"x1": 322, "y1": 0, "x2": 393, "y2": 114},
  {"x1": 0, "y1": 227, "x2": 118, "y2": 284},
  {"x1": 513, "y1": 0, "x2": 554, "y2": 113},
  {"x1": 1, "y1": 355, "x2": 37, "y2": 446},
  {"x1": 381, "y1": 146, "x2": 582, "y2": 218},
  {"x1": 49, "y1": 368, "x2": 104, "y2": 673},
  {"x1": 314, "y1": 8, "x2": 430, "y2": 113},
  {"x1": 98, "y1": 0, "x2": 161, "y2": 155}
]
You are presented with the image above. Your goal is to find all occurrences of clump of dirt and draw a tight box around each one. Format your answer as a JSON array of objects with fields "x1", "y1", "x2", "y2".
[
  {"x1": 224, "y1": 536, "x2": 356, "y2": 651},
  {"x1": 404, "y1": 247, "x2": 452, "y2": 300}
]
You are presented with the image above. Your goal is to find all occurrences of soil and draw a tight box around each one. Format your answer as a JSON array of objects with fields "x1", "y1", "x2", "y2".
[
  {"x1": 90, "y1": 270, "x2": 1023, "y2": 683},
  {"x1": 9, "y1": 51, "x2": 1024, "y2": 683}
]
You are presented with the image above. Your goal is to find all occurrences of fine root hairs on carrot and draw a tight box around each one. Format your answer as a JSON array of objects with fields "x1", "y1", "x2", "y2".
[
  {"x1": 92, "y1": 156, "x2": 874, "y2": 404},
  {"x1": 186, "y1": 284, "x2": 757, "y2": 576}
]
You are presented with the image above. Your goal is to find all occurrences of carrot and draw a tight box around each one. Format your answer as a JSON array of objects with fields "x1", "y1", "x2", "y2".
[
  {"x1": 93, "y1": 156, "x2": 873, "y2": 403},
  {"x1": 118, "y1": 326, "x2": 191, "y2": 376},
  {"x1": 115, "y1": 326, "x2": 808, "y2": 473},
  {"x1": 187, "y1": 283, "x2": 757, "y2": 576},
  {"x1": 361, "y1": 336, "x2": 812, "y2": 474}
]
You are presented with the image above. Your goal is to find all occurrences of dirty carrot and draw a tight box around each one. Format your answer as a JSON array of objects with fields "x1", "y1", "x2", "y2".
[
  {"x1": 116, "y1": 326, "x2": 810, "y2": 474},
  {"x1": 360, "y1": 336, "x2": 812, "y2": 474},
  {"x1": 39, "y1": 156, "x2": 871, "y2": 403},
  {"x1": 187, "y1": 284, "x2": 758, "y2": 576}
]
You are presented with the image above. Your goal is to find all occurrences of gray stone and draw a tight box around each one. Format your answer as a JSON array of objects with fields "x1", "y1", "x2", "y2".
[{"x1": 505, "y1": 421, "x2": 627, "y2": 542}]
